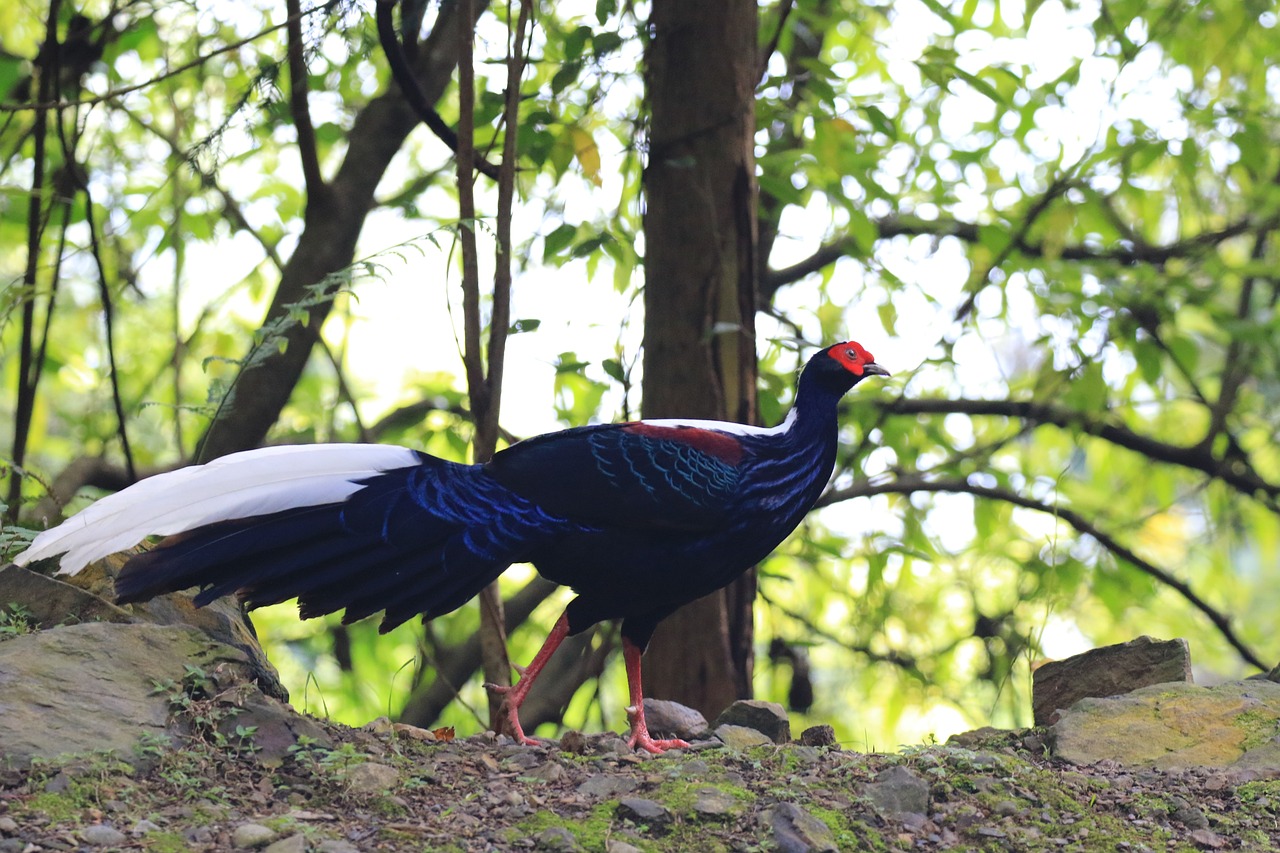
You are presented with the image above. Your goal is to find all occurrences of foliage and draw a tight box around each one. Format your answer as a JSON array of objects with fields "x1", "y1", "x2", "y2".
[{"x1": 2, "y1": 0, "x2": 1279, "y2": 749}]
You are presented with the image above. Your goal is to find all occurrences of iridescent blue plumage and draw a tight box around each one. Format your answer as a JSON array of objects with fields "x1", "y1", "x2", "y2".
[{"x1": 14, "y1": 340, "x2": 889, "y2": 753}]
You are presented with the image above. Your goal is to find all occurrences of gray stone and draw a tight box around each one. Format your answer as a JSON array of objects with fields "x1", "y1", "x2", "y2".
[
  {"x1": 1033, "y1": 636, "x2": 1191, "y2": 726},
  {"x1": 692, "y1": 786, "x2": 737, "y2": 818},
  {"x1": 1050, "y1": 679, "x2": 1280, "y2": 770},
  {"x1": 799, "y1": 724, "x2": 836, "y2": 747},
  {"x1": 0, "y1": 840, "x2": 24, "y2": 853},
  {"x1": 317, "y1": 841, "x2": 361, "y2": 853},
  {"x1": 713, "y1": 699, "x2": 791, "y2": 743},
  {"x1": 766, "y1": 802, "x2": 837, "y2": 853},
  {"x1": 864, "y1": 765, "x2": 930, "y2": 818},
  {"x1": 535, "y1": 827, "x2": 581, "y2": 851},
  {"x1": 82, "y1": 824, "x2": 128, "y2": 847},
  {"x1": 131, "y1": 819, "x2": 162, "y2": 835},
  {"x1": 605, "y1": 841, "x2": 644, "y2": 853},
  {"x1": 265, "y1": 834, "x2": 308, "y2": 853},
  {"x1": 0, "y1": 622, "x2": 252, "y2": 768},
  {"x1": 617, "y1": 797, "x2": 673, "y2": 828},
  {"x1": 0, "y1": 817, "x2": 15, "y2": 834},
  {"x1": 528, "y1": 761, "x2": 565, "y2": 782},
  {"x1": 641, "y1": 698, "x2": 708, "y2": 740},
  {"x1": 232, "y1": 823, "x2": 279, "y2": 849},
  {"x1": 0, "y1": 557, "x2": 286, "y2": 701},
  {"x1": 576, "y1": 774, "x2": 639, "y2": 800},
  {"x1": 342, "y1": 762, "x2": 400, "y2": 794},
  {"x1": 714, "y1": 724, "x2": 773, "y2": 750}
]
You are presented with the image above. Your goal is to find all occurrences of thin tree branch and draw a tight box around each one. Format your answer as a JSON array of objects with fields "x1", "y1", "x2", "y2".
[
  {"x1": 374, "y1": 0, "x2": 501, "y2": 179},
  {"x1": 285, "y1": 0, "x2": 325, "y2": 200},
  {"x1": 821, "y1": 475, "x2": 1269, "y2": 671},
  {"x1": 71, "y1": 141, "x2": 136, "y2": 483},
  {"x1": 7, "y1": 1, "x2": 62, "y2": 523},
  {"x1": 762, "y1": 213, "x2": 1268, "y2": 297},
  {"x1": 0, "y1": 2, "x2": 342, "y2": 114},
  {"x1": 756, "y1": 0, "x2": 795, "y2": 83},
  {"x1": 119, "y1": 105, "x2": 287, "y2": 271},
  {"x1": 876, "y1": 397, "x2": 1280, "y2": 506}
]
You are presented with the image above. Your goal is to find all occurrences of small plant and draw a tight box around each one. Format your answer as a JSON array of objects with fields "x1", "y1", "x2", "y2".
[{"x1": 0, "y1": 602, "x2": 35, "y2": 640}]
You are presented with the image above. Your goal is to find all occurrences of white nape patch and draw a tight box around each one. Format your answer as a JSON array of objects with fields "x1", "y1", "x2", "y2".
[
  {"x1": 13, "y1": 444, "x2": 421, "y2": 576},
  {"x1": 641, "y1": 408, "x2": 797, "y2": 437}
]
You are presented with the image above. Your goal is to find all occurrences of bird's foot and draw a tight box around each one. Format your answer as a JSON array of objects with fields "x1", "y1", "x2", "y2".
[
  {"x1": 483, "y1": 682, "x2": 540, "y2": 747},
  {"x1": 627, "y1": 728, "x2": 690, "y2": 755},
  {"x1": 625, "y1": 704, "x2": 689, "y2": 754}
]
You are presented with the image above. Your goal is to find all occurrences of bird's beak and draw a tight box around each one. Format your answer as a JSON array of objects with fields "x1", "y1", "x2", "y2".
[{"x1": 863, "y1": 362, "x2": 891, "y2": 378}]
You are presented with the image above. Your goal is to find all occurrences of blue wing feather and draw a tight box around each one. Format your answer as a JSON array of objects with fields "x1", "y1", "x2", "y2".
[{"x1": 484, "y1": 423, "x2": 743, "y2": 531}]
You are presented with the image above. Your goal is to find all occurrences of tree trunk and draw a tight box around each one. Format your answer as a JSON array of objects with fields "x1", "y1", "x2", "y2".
[
  {"x1": 640, "y1": 0, "x2": 760, "y2": 719},
  {"x1": 196, "y1": 2, "x2": 485, "y2": 461}
]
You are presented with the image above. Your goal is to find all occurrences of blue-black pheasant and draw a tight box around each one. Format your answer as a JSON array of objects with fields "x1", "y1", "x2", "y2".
[{"x1": 14, "y1": 341, "x2": 888, "y2": 752}]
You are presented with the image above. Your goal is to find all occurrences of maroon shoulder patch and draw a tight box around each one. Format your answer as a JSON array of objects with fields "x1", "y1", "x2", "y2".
[{"x1": 622, "y1": 423, "x2": 745, "y2": 465}]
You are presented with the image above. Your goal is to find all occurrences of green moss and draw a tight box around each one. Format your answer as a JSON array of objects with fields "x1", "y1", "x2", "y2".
[
  {"x1": 18, "y1": 791, "x2": 83, "y2": 824},
  {"x1": 510, "y1": 799, "x2": 621, "y2": 850},
  {"x1": 1236, "y1": 709, "x2": 1280, "y2": 751},
  {"x1": 139, "y1": 830, "x2": 192, "y2": 852}
]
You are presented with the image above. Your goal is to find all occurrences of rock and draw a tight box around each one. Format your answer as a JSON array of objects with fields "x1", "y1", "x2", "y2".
[
  {"x1": 316, "y1": 841, "x2": 360, "y2": 853},
  {"x1": 765, "y1": 802, "x2": 837, "y2": 852},
  {"x1": 81, "y1": 824, "x2": 128, "y2": 847},
  {"x1": 605, "y1": 841, "x2": 644, "y2": 853},
  {"x1": 0, "y1": 622, "x2": 269, "y2": 768},
  {"x1": 713, "y1": 699, "x2": 791, "y2": 743},
  {"x1": 692, "y1": 786, "x2": 737, "y2": 818},
  {"x1": 1050, "y1": 679, "x2": 1280, "y2": 770},
  {"x1": 714, "y1": 724, "x2": 773, "y2": 750},
  {"x1": 528, "y1": 761, "x2": 565, "y2": 782},
  {"x1": 535, "y1": 827, "x2": 582, "y2": 851},
  {"x1": 641, "y1": 698, "x2": 708, "y2": 740},
  {"x1": 1170, "y1": 797, "x2": 1210, "y2": 829},
  {"x1": 1, "y1": 557, "x2": 287, "y2": 701},
  {"x1": 342, "y1": 762, "x2": 400, "y2": 794},
  {"x1": 616, "y1": 798, "x2": 673, "y2": 828},
  {"x1": 131, "y1": 819, "x2": 162, "y2": 835},
  {"x1": 233, "y1": 823, "x2": 279, "y2": 848},
  {"x1": 0, "y1": 817, "x2": 15, "y2": 834},
  {"x1": 864, "y1": 765, "x2": 930, "y2": 818},
  {"x1": 1033, "y1": 636, "x2": 1191, "y2": 726},
  {"x1": 0, "y1": 840, "x2": 24, "y2": 853},
  {"x1": 1189, "y1": 828, "x2": 1227, "y2": 849},
  {"x1": 799, "y1": 724, "x2": 836, "y2": 747},
  {"x1": 265, "y1": 834, "x2": 308, "y2": 853},
  {"x1": 576, "y1": 774, "x2": 639, "y2": 800},
  {"x1": 0, "y1": 563, "x2": 133, "y2": 628},
  {"x1": 558, "y1": 730, "x2": 587, "y2": 754}
]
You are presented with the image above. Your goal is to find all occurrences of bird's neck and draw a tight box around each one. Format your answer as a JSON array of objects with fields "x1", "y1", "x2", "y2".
[{"x1": 781, "y1": 372, "x2": 845, "y2": 455}]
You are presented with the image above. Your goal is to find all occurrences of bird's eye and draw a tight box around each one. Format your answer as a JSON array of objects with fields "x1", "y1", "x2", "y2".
[{"x1": 845, "y1": 348, "x2": 857, "y2": 360}]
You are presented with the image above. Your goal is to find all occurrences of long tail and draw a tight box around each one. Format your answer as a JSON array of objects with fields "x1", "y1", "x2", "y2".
[{"x1": 13, "y1": 444, "x2": 548, "y2": 632}]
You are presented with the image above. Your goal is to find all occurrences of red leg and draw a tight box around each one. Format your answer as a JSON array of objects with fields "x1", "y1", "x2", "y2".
[
  {"x1": 485, "y1": 612, "x2": 570, "y2": 746},
  {"x1": 623, "y1": 638, "x2": 691, "y2": 754}
]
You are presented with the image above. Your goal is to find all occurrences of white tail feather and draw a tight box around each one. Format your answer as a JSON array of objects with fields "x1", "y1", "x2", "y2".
[{"x1": 13, "y1": 444, "x2": 421, "y2": 575}]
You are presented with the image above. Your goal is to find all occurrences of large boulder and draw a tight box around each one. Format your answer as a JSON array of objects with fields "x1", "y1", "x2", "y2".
[{"x1": 1050, "y1": 679, "x2": 1280, "y2": 773}]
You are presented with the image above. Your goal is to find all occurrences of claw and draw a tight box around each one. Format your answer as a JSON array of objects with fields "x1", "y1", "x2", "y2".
[{"x1": 627, "y1": 729, "x2": 690, "y2": 755}]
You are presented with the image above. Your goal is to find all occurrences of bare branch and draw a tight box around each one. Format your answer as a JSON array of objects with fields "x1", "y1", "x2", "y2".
[
  {"x1": 0, "y1": 2, "x2": 343, "y2": 114},
  {"x1": 821, "y1": 475, "x2": 1269, "y2": 671},
  {"x1": 877, "y1": 397, "x2": 1280, "y2": 507},
  {"x1": 762, "y1": 213, "x2": 1268, "y2": 297},
  {"x1": 285, "y1": 0, "x2": 325, "y2": 199},
  {"x1": 374, "y1": 0, "x2": 501, "y2": 179}
]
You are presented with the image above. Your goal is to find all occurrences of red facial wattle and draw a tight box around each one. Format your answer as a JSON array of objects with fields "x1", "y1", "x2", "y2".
[{"x1": 827, "y1": 341, "x2": 877, "y2": 376}]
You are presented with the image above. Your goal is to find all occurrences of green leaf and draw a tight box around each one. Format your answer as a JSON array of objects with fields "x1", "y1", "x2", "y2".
[
  {"x1": 543, "y1": 223, "x2": 578, "y2": 259},
  {"x1": 601, "y1": 358, "x2": 625, "y2": 382}
]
